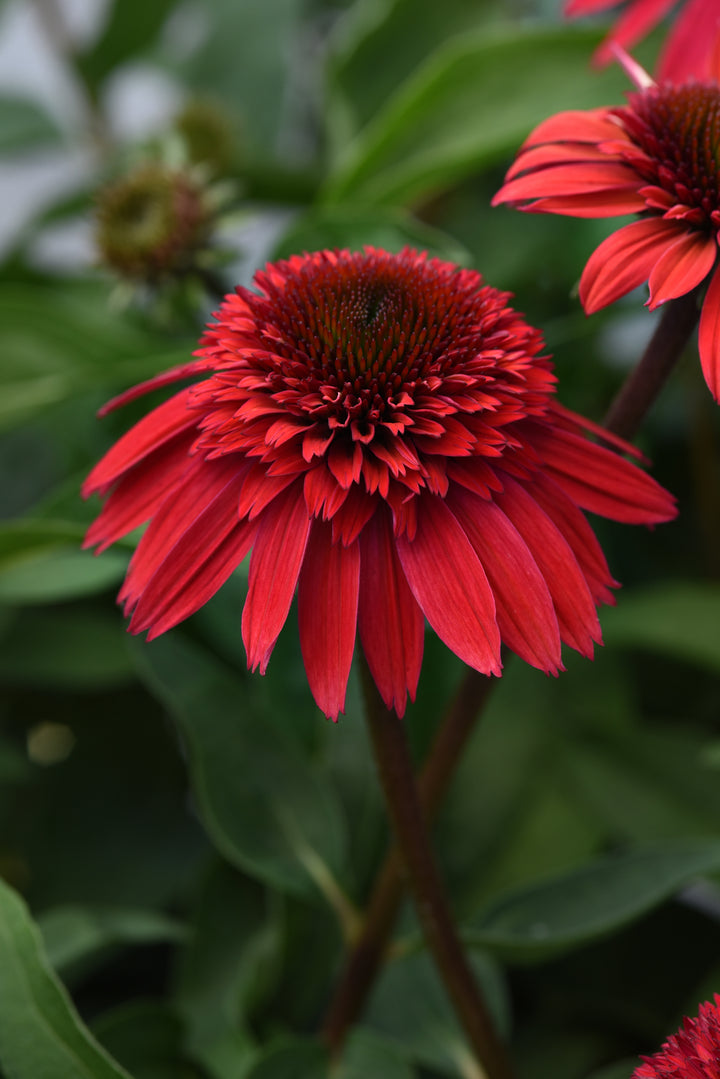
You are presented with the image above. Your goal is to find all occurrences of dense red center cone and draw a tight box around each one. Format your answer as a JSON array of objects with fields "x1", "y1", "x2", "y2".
[{"x1": 84, "y1": 248, "x2": 676, "y2": 719}]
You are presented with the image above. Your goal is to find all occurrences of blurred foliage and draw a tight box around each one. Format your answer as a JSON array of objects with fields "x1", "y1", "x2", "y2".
[{"x1": 0, "y1": 0, "x2": 719, "y2": 1077}]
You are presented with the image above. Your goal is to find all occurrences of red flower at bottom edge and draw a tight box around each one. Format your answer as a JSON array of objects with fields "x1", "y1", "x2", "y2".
[
  {"x1": 83, "y1": 248, "x2": 675, "y2": 720},
  {"x1": 633, "y1": 995, "x2": 720, "y2": 1078}
]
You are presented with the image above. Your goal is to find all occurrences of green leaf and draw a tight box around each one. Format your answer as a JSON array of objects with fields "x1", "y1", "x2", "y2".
[
  {"x1": 0, "y1": 95, "x2": 61, "y2": 154},
  {"x1": 465, "y1": 840, "x2": 720, "y2": 962},
  {"x1": 132, "y1": 635, "x2": 348, "y2": 898},
  {"x1": 92, "y1": 1001, "x2": 192, "y2": 1079},
  {"x1": 0, "y1": 608, "x2": 134, "y2": 689},
  {"x1": 339, "y1": 1030, "x2": 416, "y2": 1079},
  {"x1": 323, "y1": 26, "x2": 627, "y2": 205},
  {"x1": 326, "y1": 0, "x2": 503, "y2": 152},
  {"x1": 243, "y1": 1041, "x2": 328, "y2": 1079},
  {"x1": 0, "y1": 876, "x2": 132, "y2": 1079},
  {"x1": 0, "y1": 547, "x2": 128, "y2": 605},
  {"x1": 0, "y1": 282, "x2": 193, "y2": 430},
  {"x1": 172, "y1": 862, "x2": 270, "y2": 1079},
  {"x1": 365, "y1": 950, "x2": 508, "y2": 1075},
  {"x1": 272, "y1": 206, "x2": 471, "y2": 264},
  {"x1": 39, "y1": 905, "x2": 186, "y2": 977},
  {"x1": 603, "y1": 583, "x2": 720, "y2": 672},
  {"x1": 76, "y1": 0, "x2": 180, "y2": 94}
]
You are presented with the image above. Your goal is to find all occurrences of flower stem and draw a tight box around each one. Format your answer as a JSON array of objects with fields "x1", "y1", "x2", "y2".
[
  {"x1": 322, "y1": 669, "x2": 494, "y2": 1052},
  {"x1": 603, "y1": 290, "x2": 700, "y2": 439},
  {"x1": 354, "y1": 659, "x2": 513, "y2": 1079}
]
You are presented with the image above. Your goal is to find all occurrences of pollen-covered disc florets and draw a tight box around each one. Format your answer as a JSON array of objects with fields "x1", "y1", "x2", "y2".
[
  {"x1": 84, "y1": 247, "x2": 676, "y2": 719},
  {"x1": 633, "y1": 995, "x2": 720, "y2": 1078}
]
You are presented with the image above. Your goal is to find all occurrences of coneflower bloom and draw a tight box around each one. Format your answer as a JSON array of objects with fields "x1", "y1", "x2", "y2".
[
  {"x1": 493, "y1": 50, "x2": 720, "y2": 400},
  {"x1": 83, "y1": 249, "x2": 675, "y2": 719},
  {"x1": 632, "y1": 994, "x2": 720, "y2": 1078},
  {"x1": 564, "y1": 0, "x2": 720, "y2": 83}
]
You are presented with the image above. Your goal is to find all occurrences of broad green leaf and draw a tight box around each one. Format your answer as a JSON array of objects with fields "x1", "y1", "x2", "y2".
[
  {"x1": 0, "y1": 608, "x2": 134, "y2": 689},
  {"x1": 365, "y1": 951, "x2": 509, "y2": 1076},
  {"x1": 603, "y1": 583, "x2": 720, "y2": 672},
  {"x1": 0, "y1": 282, "x2": 193, "y2": 429},
  {"x1": 0, "y1": 95, "x2": 61, "y2": 154},
  {"x1": 339, "y1": 1030, "x2": 416, "y2": 1079},
  {"x1": 172, "y1": 862, "x2": 271, "y2": 1079},
  {"x1": 0, "y1": 876, "x2": 132, "y2": 1079},
  {"x1": 0, "y1": 547, "x2": 128, "y2": 605},
  {"x1": 92, "y1": 1001, "x2": 191, "y2": 1079},
  {"x1": 39, "y1": 905, "x2": 185, "y2": 977},
  {"x1": 244, "y1": 1041, "x2": 328, "y2": 1079},
  {"x1": 76, "y1": 0, "x2": 180, "y2": 93},
  {"x1": 326, "y1": 0, "x2": 504, "y2": 152},
  {"x1": 464, "y1": 840, "x2": 720, "y2": 962},
  {"x1": 272, "y1": 206, "x2": 471, "y2": 264},
  {"x1": 323, "y1": 26, "x2": 627, "y2": 205},
  {"x1": 132, "y1": 635, "x2": 348, "y2": 898}
]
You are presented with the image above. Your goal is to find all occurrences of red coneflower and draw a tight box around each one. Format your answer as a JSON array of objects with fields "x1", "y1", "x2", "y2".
[
  {"x1": 83, "y1": 249, "x2": 675, "y2": 719},
  {"x1": 564, "y1": 0, "x2": 720, "y2": 83},
  {"x1": 633, "y1": 994, "x2": 720, "y2": 1078},
  {"x1": 493, "y1": 50, "x2": 720, "y2": 400}
]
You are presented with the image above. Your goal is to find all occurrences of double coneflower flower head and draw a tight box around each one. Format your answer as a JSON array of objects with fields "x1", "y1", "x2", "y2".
[
  {"x1": 633, "y1": 995, "x2": 720, "y2": 1078},
  {"x1": 494, "y1": 47, "x2": 720, "y2": 400},
  {"x1": 84, "y1": 249, "x2": 675, "y2": 719}
]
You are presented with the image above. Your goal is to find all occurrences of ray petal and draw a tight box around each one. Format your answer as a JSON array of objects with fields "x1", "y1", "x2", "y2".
[
  {"x1": 698, "y1": 262, "x2": 720, "y2": 401},
  {"x1": 579, "y1": 218, "x2": 683, "y2": 314}
]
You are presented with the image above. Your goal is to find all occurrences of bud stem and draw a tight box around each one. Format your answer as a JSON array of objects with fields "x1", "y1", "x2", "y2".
[{"x1": 603, "y1": 290, "x2": 700, "y2": 439}]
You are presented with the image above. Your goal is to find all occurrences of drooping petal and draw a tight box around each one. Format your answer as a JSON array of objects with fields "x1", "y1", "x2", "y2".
[
  {"x1": 84, "y1": 430, "x2": 195, "y2": 551},
  {"x1": 83, "y1": 390, "x2": 196, "y2": 496},
  {"x1": 520, "y1": 108, "x2": 626, "y2": 150},
  {"x1": 395, "y1": 496, "x2": 501, "y2": 677},
  {"x1": 529, "y1": 423, "x2": 677, "y2": 524},
  {"x1": 297, "y1": 520, "x2": 360, "y2": 720},
  {"x1": 647, "y1": 231, "x2": 716, "y2": 308},
  {"x1": 242, "y1": 481, "x2": 311, "y2": 674},
  {"x1": 527, "y1": 474, "x2": 617, "y2": 605},
  {"x1": 698, "y1": 262, "x2": 720, "y2": 401},
  {"x1": 592, "y1": 0, "x2": 677, "y2": 66},
  {"x1": 579, "y1": 218, "x2": 683, "y2": 314},
  {"x1": 521, "y1": 189, "x2": 647, "y2": 217},
  {"x1": 448, "y1": 487, "x2": 562, "y2": 673},
  {"x1": 119, "y1": 454, "x2": 249, "y2": 608},
  {"x1": 657, "y1": 0, "x2": 720, "y2": 81},
  {"x1": 358, "y1": 509, "x2": 424, "y2": 717},
  {"x1": 97, "y1": 359, "x2": 208, "y2": 416},
  {"x1": 495, "y1": 475, "x2": 602, "y2": 656}
]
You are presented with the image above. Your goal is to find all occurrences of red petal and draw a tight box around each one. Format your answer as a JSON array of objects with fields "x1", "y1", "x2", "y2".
[
  {"x1": 505, "y1": 141, "x2": 615, "y2": 180},
  {"x1": 131, "y1": 479, "x2": 255, "y2": 637},
  {"x1": 647, "y1": 231, "x2": 716, "y2": 309},
  {"x1": 530, "y1": 424, "x2": 677, "y2": 524},
  {"x1": 242, "y1": 482, "x2": 311, "y2": 674},
  {"x1": 395, "y1": 496, "x2": 501, "y2": 676},
  {"x1": 523, "y1": 189, "x2": 647, "y2": 217},
  {"x1": 520, "y1": 108, "x2": 624, "y2": 149},
  {"x1": 565, "y1": 0, "x2": 614, "y2": 13},
  {"x1": 449, "y1": 487, "x2": 562, "y2": 673},
  {"x1": 97, "y1": 360, "x2": 208, "y2": 417},
  {"x1": 529, "y1": 474, "x2": 617, "y2": 605},
  {"x1": 298, "y1": 520, "x2": 360, "y2": 720},
  {"x1": 699, "y1": 263, "x2": 720, "y2": 401},
  {"x1": 657, "y1": 0, "x2": 720, "y2": 81},
  {"x1": 495, "y1": 476, "x2": 602, "y2": 657},
  {"x1": 495, "y1": 162, "x2": 641, "y2": 205},
  {"x1": 579, "y1": 218, "x2": 683, "y2": 314},
  {"x1": 83, "y1": 390, "x2": 196, "y2": 496},
  {"x1": 120, "y1": 455, "x2": 249, "y2": 609},
  {"x1": 84, "y1": 431, "x2": 195, "y2": 552},
  {"x1": 358, "y1": 509, "x2": 424, "y2": 717},
  {"x1": 592, "y1": 0, "x2": 676, "y2": 66}
]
